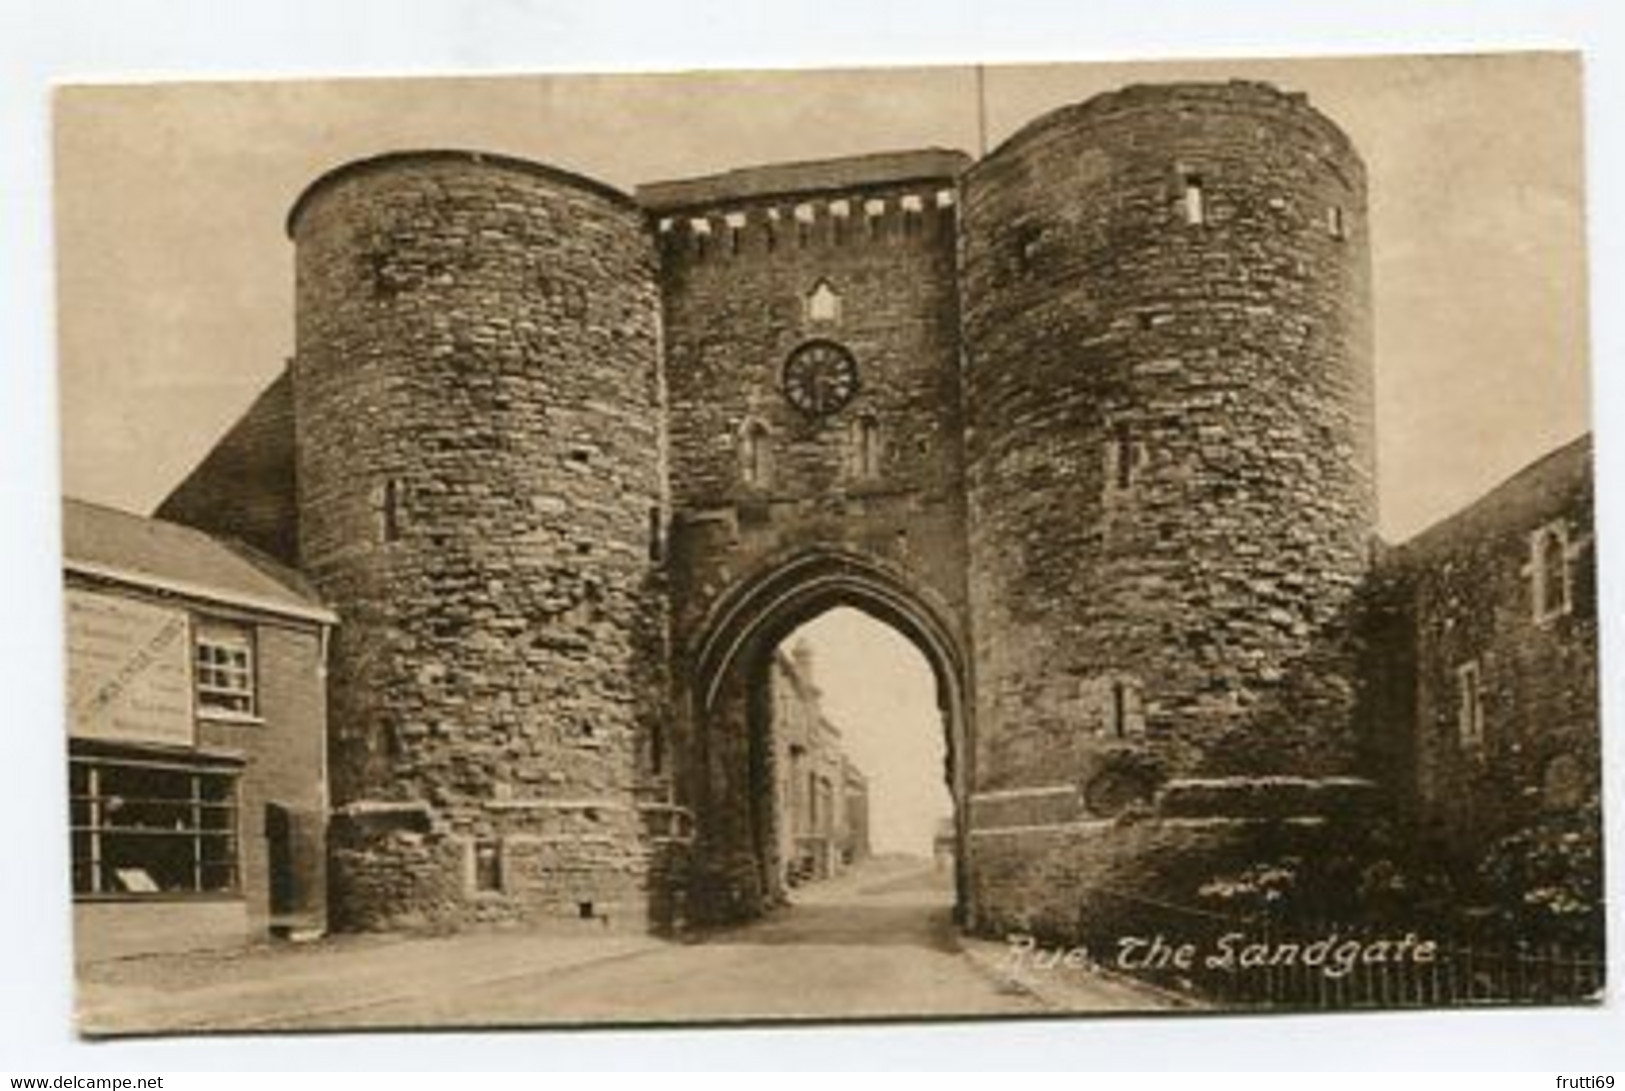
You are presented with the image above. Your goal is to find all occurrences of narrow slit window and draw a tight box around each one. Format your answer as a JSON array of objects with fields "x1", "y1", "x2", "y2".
[
  {"x1": 1108, "y1": 422, "x2": 1139, "y2": 491},
  {"x1": 381, "y1": 478, "x2": 404, "y2": 543},
  {"x1": 1183, "y1": 174, "x2": 1206, "y2": 226},
  {"x1": 740, "y1": 419, "x2": 772, "y2": 489},
  {"x1": 858, "y1": 416, "x2": 881, "y2": 479},
  {"x1": 1110, "y1": 680, "x2": 1127, "y2": 738},
  {"x1": 848, "y1": 414, "x2": 882, "y2": 480},
  {"x1": 647, "y1": 505, "x2": 664, "y2": 563},
  {"x1": 1456, "y1": 660, "x2": 1485, "y2": 750}
]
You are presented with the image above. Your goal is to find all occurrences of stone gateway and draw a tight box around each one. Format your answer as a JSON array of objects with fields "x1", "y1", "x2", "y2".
[{"x1": 163, "y1": 81, "x2": 1427, "y2": 940}]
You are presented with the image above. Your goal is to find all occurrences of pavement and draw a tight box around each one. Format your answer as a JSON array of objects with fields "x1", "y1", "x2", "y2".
[{"x1": 77, "y1": 857, "x2": 1174, "y2": 1035}]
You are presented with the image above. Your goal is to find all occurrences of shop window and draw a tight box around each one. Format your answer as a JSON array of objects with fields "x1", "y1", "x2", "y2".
[
  {"x1": 1529, "y1": 521, "x2": 1573, "y2": 623},
  {"x1": 195, "y1": 619, "x2": 255, "y2": 717},
  {"x1": 69, "y1": 754, "x2": 240, "y2": 897},
  {"x1": 1456, "y1": 659, "x2": 1485, "y2": 752}
]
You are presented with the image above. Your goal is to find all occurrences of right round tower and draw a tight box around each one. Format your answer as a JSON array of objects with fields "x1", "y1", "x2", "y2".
[{"x1": 961, "y1": 81, "x2": 1375, "y2": 793}]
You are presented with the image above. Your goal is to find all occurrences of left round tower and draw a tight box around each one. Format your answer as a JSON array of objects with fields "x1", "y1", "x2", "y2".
[{"x1": 287, "y1": 151, "x2": 667, "y2": 931}]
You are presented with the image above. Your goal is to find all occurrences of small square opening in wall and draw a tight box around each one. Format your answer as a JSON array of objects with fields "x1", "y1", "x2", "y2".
[
  {"x1": 1182, "y1": 174, "x2": 1206, "y2": 226},
  {"x1": 1327, "y1": 205, "x2": 1347, "y2": 240},
  {"x1": 577, "y1": 900, "x2": 595, "y2": 919}
]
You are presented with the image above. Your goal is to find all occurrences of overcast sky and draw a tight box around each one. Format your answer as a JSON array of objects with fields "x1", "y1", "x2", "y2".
[{"x1": 52, "y1": 55, "x2": 1590, "y2": 858}]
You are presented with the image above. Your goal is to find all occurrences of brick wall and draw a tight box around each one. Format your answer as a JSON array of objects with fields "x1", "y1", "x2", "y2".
[
  {"x1": 65, "y1": 576, "x2": 329, "y2": 952},
  {"x1": 199, "y1": 617, "x2": 330, "y2": 935}
]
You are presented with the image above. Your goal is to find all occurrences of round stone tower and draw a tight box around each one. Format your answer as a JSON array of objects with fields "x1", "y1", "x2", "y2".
[
  {"x1": 287, "y1": 151, "x2": 667, "y2": 931},
  {"x1": 960, "y1": 81, "x2": 1375, "y2": 797}
]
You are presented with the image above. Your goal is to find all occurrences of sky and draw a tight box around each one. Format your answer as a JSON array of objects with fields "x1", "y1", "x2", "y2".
[
  {"x1": 54, "y1": 52, "x2": 1590, "y2": 543},
  {"x1": 51, "y1": 54, "x2": 1591, "y2": 862}
]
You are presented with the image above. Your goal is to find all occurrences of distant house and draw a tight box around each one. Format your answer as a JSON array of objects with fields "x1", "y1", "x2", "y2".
[
  {"x1": 63, "y1": 499, "x2": 336, "y2": 960},
  {"x1": 1363, "y1": 434, "x2": 1598, "y2": 858},
  {"x1": 769, "y1": 643, "x2": 870, "y2": 888}
]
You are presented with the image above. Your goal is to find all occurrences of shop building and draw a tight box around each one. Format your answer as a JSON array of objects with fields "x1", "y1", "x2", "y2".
[{"x1": 64, "y1": 499, "x2": 335, "y2": 960}]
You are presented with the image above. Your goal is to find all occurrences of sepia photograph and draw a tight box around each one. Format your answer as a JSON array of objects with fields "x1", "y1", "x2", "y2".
[{"x1": 52, "y1": 50, "x2": 1601, "y2": 1037}]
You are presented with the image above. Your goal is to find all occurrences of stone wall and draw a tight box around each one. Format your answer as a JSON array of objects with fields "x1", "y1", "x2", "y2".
[
  {"x1": 157, "y1": 370, "x2": 300, "y2": 565},
  {"x1": 151, "y1": 81, "x2": 1423, "y2": 942},
  {"x1": 960, "y1": 82, "x2": 1375, "y2": 798},
  {"x1": 648, "y1": 154, "x2": 972, "y2": 922},
  {"x1": 1373, "y1": 434, "x2": 1598, "y2": 859},
  {"x1": 288, "y1": 151, "x2": 667, "y2": 930}
]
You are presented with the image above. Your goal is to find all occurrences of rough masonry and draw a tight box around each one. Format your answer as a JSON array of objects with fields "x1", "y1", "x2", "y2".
[{"x1": 161, "y1": 81, "x2": 1461, "y2": 940}]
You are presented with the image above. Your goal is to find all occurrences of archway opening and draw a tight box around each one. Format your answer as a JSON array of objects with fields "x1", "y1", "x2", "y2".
[{"x1": 749, "y1": 607, "x2": 956, "y2": 920}]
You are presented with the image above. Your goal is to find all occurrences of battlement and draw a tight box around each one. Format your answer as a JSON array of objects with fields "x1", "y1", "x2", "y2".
[
  {"x1": 655, "y1": 186, "x2": 958, "y2": 260},
  {"x1": 641, "y1": 148, "x2": 967, "y2": 262}
]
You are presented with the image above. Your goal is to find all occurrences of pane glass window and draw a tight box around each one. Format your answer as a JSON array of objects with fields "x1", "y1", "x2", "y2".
[
  {"x1": 68, "y1": 755, "x2": 240, "y2": 897},
  {"x1": 195, "y1": 620, "x2": 255, "y2": 715}
]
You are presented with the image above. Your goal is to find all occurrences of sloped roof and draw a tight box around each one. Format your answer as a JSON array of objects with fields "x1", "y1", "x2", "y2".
[
  {"x1": 62, "y1": 498, "x2": 334, "y2": 624},
  {"x1": 1391, "y1": 432, "x2": 1593, "y2": 567},
  {"x1": 638, "y1": 148, "x2": 970, "y2": 213}
]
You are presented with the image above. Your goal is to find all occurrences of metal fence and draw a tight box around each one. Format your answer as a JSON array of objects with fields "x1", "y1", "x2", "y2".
[{"x1": 1082, "y1": 886, "x2": 1605, "y2": 1009}]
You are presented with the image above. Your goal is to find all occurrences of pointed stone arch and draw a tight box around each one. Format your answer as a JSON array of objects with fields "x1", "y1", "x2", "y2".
[{"x1": 683, "y1": 547, "x2": 973, "y2": 926}]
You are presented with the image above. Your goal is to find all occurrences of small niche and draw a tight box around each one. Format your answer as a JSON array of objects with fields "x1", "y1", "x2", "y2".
[
  {"x1": 473, "y1": 839, "x2": 502, "y2": 893},
  {"x1": 577, "y1": 900, "x2": 595, "y2": 920}
]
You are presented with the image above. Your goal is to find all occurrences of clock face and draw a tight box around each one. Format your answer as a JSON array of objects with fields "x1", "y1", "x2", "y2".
[{"x1": 782, "y1": 340, "x2": 860, "y2": 417}]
